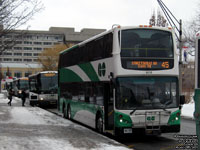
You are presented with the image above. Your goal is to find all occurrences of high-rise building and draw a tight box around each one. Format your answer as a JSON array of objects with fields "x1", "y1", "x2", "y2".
[{"x1": 0, "y1": 27, "x2": 105, "y2": 78}]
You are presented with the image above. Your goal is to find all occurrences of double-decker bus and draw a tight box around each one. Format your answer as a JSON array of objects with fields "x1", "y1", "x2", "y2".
[
  {"x1": 58, "y1": 25, "x2": 185, "y2": 135},
  {"x1": 13, "y1": 77, "x2": 29, "y2": 97},
  {"x1": 28, "y1": 71, "x2": 58, "y2": 107}
]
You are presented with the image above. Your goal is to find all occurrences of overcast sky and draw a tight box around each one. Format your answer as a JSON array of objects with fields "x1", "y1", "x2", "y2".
[{"x1": 19, "y1": 0, "x2": 199, "y2": 32}]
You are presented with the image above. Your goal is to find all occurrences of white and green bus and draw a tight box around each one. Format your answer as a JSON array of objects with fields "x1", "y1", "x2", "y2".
[
  {"x1": 58, "y1": 25, "x2": 185, "y2": 135},
  {"x1": 29, "y1": 71, "x2": 58, "y2": 107}
]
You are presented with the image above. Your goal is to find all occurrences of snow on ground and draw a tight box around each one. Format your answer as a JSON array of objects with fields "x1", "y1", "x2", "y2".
[
  {"x1": 0, "y1": 93, "x2": 130, "y2": 150},
  {"x1": 181, "y1": 101, "x2": 195, "y2": 119}
]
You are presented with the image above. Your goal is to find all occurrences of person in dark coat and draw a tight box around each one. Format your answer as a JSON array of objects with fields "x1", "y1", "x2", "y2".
[
  {"x1": 7, "y1": 89, "x2": 13, "y2": 106},
  {"x1": 21, "y1": 90, "x2": 27, "y2": 106}
]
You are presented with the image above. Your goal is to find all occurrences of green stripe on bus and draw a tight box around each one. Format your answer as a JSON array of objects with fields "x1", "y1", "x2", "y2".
[
  {"x1": 78, "y1": 63, "x2": 100, "y2": 81},
  {"x1": 60, "y1": 68, "x2": 83, "y2": 82}
]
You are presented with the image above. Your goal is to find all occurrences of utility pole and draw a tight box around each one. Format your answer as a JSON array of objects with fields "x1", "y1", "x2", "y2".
[
  {"x1": 179, "y1": 19, "x2": 183, "y2": 94},
  {"x1": 157, "y1": 0, "x2": 183, "y2": 94}
]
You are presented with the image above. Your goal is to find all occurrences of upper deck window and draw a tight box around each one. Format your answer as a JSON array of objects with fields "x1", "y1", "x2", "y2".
[{"x1": 121, "y1": 29, "x2": 173, "y2": 58}]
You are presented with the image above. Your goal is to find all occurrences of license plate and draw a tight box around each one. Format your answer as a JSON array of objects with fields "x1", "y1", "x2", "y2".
[{"x1": 124, "y1": 128, "x2": 132, "y2": 134}]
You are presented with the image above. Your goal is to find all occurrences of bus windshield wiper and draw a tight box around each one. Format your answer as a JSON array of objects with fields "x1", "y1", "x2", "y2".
[{"x1": 130, "y1": 108, "x2": 137, "y2": 115}]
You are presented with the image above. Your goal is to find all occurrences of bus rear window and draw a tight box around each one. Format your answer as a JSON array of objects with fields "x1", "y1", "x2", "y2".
[{"x1": 120, "y1": 29, "x2": 173, "y2": 58}]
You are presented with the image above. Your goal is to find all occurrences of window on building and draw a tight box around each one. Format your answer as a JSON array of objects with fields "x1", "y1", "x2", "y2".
[
  {"x1": 14, "y1": 53, "x2": 22, "y2": 56},
  {"x1": 4, "y1": 35, "x2": 12, "y2": 38},
  {"x1": 4, "y1": 71, "x2": 11, "y2": 77},
  {"x1": 15, "y1": 41, "x2": 22, "y2": 44},
  {"x1": 24, "y1": 41, "x2": 32, "y2": 45},
  {"x1": 34, "y1": 42, "x2": 42, "y2": 45},
  {"x1": 3, "y1": 52, "x2": 12, "y2": 56},
  {"x1": 14, "y1": 59, "x2": 22, "y2": 62},
  {"x1": 33, "y1": 53, "x2": 39, "y2": 56},
  {"x1": 14, "y1": 47, "x2": 22, "y2": 50},
  {"x1": 43, "y1": 42, "x2": 52, "y2": 45},
  {"x1": 24, "y1": 53, "x2": 32, "y2": 56},
  {"x1": 25, "y1": 71, "x2": 32, "y2": 77},
  {"x1": 23, "y1": 35, "x2": 32, "y2": 39},
  {"x1": 3, "y1": 58, "x2": 12, "y2": 61},
  {"x1": 34, "y1": 47, "x2": 42, "y2": 50},
  {"x1": 14, "y1": 72, "x2": 22, "y2": 78},
  {"x1": 24, "y1": 47, "x2": 32, "y2": 50},
  {"x1": 24, "y1": 59, "x2": 32, "y2": 62}
]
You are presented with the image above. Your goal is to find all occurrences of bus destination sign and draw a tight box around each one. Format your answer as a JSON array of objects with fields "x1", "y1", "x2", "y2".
[
  {"x1": 125, "y1": 60, "x2": 173, "y2": 70},
  {"x1": 44, "y1": 73, "x2": 56, "y2": 77}
]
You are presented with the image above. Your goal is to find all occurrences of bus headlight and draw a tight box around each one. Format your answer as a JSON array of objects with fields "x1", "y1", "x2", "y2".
[{"x1": 40, "y1": 97, "x2": 44, "y2": 101}]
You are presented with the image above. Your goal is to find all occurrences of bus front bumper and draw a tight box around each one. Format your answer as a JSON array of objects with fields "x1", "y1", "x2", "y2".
[
  {"x1": 30, "y1": 99, "x2": 57, "y2": 106},
  {"x1": 115, "y1": 125, "x2": 180, "y2": 136}
]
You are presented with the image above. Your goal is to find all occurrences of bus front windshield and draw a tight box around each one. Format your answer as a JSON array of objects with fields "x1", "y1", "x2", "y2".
[
  {"x1": 116, "y1": 77, "x2": 178, "y2": 110},
  {"x1": 19, "y1": 80, "x2": 29, "y2": 89},
  {"x1": 120, "y1": 29, "x2": 173, "y2": 58},
  {"x1": 40, "y1": 74, "x2": 58, "y2": 93}
]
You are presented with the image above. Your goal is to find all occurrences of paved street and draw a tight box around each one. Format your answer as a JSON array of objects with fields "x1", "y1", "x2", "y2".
[{"x1": 0, "y1": 94, "x2": 129, "y2": 150}]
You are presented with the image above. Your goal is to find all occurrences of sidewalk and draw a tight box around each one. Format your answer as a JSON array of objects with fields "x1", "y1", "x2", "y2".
[{"x1": 0, "y1": 94, "x2": 130, "y2": 150}]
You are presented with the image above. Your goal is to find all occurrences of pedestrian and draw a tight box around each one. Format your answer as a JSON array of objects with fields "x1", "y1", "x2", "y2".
[
  {"x1": 7, "y1": 89, "x2": 13, "y2": 106},
  {"x1": 21, "y1": 89, "x2": 26, "y2": 106}
]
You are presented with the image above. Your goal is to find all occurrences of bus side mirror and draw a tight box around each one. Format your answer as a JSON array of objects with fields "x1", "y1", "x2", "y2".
[
  {"x1": 109, "y1": 72, "x2": 116, "y2": 88},
  {"x1": 180, "y1": 95, "x2": 185, "y2": 105}
]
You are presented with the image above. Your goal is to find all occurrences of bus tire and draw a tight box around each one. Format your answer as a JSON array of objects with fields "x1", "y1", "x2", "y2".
[
  {"x1": 63, "y1": 105, "x2": 67, "y2": 118},
  {"x1": 30, "y1": 101, "x2": 34, "y2": 107},
  {"x1": 96, "y1": 115, "x2": 103, "y2": 133},
  {"x1": 67, "y1": 106, "x2": 71, "y2": 120}
]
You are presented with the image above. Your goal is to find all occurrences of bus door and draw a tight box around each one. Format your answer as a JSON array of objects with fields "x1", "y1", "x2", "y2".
[{"x1": 104, "y1": 83, "x2": 114, "y2": 131}]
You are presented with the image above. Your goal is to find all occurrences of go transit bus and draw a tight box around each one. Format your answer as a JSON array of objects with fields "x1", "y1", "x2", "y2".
[
  {"x1": 58, "y1": 25, "x2": 185, "y2": 135},
  {"x1": 29, "y1": 71, "x2": 58, "y2": 107},
  {"x1": 13, "y1": 77, "x2": 29, "y2": 97}
]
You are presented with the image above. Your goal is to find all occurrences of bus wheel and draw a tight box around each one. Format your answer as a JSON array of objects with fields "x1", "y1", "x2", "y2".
[
  {"x1": 30, "y1": 101, "x2": 34, "y2": 107},
  {"x1": 63, "y1": 106, "x2": 67, "y2": 118},
  {"x1": 96, "y1": 115, "x2": 103, "y2": 133},
  {"x1": 67, "y1": 106, "x2": 71, "y2": 120}
]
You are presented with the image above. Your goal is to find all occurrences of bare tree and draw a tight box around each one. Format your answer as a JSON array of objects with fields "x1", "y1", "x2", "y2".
[
  {"x1": 149, "y1": 9, "x2": 168, "y2": 27},
  {"x1": 0, "y1": 0, "x2": 43, "y2": 55},
  {"x1": 38, "y1": 43, "x2": 73, "y2": 71},
  {"x1": 183, "y1": 2, "x2": 200, "y2": 56}
]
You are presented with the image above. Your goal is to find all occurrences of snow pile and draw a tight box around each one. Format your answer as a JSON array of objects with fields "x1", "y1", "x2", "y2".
[{"x1": 181, "y1": 101, "x2": 195, "y2": 119}]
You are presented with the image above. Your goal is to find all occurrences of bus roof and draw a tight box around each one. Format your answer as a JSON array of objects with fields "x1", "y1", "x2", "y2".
[
  {"x1": 59, "y1": 25, "x2": 174, "y2": 55},
  {"x1": 29, "y1": 71, "x2": 58, "y2": 78}
]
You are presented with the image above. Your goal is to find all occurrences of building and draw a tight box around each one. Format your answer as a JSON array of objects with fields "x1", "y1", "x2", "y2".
[{"x1": 0, "y1": 27, "x2": 106, "y2": 78}]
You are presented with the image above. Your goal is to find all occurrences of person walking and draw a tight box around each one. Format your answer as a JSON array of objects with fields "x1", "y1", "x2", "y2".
[
  {"x1": 7, "y1": 89, "x2": 13, "y2": 106},
  {"x1": 21, "y1": 90, "x2": 26, "y2": 106}
]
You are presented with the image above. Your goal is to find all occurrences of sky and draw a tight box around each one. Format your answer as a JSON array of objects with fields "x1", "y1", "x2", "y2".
[{"x1": 18, "y1": 0, "x2": 199, "y2": 32}]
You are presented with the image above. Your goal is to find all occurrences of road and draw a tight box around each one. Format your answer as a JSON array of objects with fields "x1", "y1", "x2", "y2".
[
  {"x1": 46, "y1": 107, "x2": 197, "y2": 150},
  {"x1": 0, "y1": 95, "x2": 130, "y2": 150},
  {"x1": 2, "y1": 94, "x2": 196, "y2": 150},
  {"x1": 116, "y1": 118, "x2": 197, "y2": 150}
]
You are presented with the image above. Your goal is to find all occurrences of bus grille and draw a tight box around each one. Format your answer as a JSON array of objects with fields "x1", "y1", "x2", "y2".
[{"x1": 31, "y1": 96, "x2": 37, "y2": 99}]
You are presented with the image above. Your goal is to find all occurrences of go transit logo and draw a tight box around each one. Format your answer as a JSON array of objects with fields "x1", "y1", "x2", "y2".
[{"x1": 98, "y1": 62, "x2": 106, "y2": 77}]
